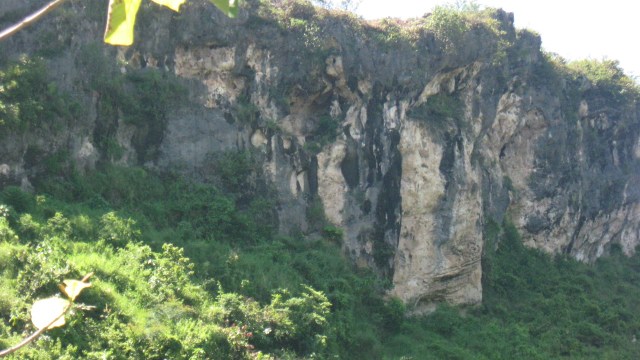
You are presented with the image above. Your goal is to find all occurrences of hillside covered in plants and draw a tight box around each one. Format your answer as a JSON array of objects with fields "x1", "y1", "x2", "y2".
[
  {"x1": 1, "y1": 0, "x2": 639, "y2": 358},
  {"x1": 0, "y1": 161, "x2": 638, "y2": 358}
]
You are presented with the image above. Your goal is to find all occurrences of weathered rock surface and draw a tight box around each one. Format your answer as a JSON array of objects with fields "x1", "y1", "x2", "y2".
[{"x1": 1, "y1": 0, "x2": 638, "y2": 310}]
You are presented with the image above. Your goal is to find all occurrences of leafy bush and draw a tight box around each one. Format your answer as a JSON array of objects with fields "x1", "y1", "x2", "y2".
[
  {"x1": 306, "y1": 196, "x2": 327, "y2": 230},
  {"x1": 568, "y1": 58, "x2": 640, "y2": 103},
  {"x1": 305, "y1": 114, "x2": 341, "y2": 154},
  {"x1": 0, "y1": 56, "x2": 77, "y2": 132},
  {"x1": 214, "y1": 286, "x2": 331, "y2": 356},
  {"x1": 76, "y1": 44, "x2": 186, "y2": 163},
  {"x1": 322, "y1": 225, "x2": 343, "y2": 243},
  {"x1": 288, "y1": 17, "x2": 323, "y2": 53},
  {"x1": 426, "y1": 4, "x2": 471, "y2": 52},
  {"x1": 209, "y1": 150, "x2": 258, "y2": 197},
  {"x1": 123, "y1": 70, "x2": 186, "y2": 126},
  {"x1": 234, "y1": 96, "x2": 260, "y2": 126},
  {"x1": 1, "y1": 186, "x2": 35, "y2": 214},
  {"x1": 98, "y1": 212, "x2": 141, "y2": 248},
  {"x1": 408, "y1": 93, "x2": 462, "y2": 123},
  {"x1": 44, "y1": 212, "x2": 73, "y2": 240},
  {"x1": 422, "y1": 1, "x2": 511, "y2": 64},
  {"x1": 123, "y1": 69, "x2": 186, "y2": 162},
  {"x1": 530, "y1": 51, "x2": 568, "y2": 90},
  {"x1": 0, "y1": 217, "x2": 18, "y2": 243}
]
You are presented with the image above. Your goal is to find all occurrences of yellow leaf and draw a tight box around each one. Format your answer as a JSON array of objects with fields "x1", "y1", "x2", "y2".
[
  {"x1": 104, "y1": 0, "x2": 143, "y2": 46},
  {"x1": 61, "y1": 279, "x2": 92, "y2": 301},
  {"x1": 31, "y1": 297, "x2": 69, "y2": 330},
  {"x1": 150, "y1": 0, "x2": 186, "y2": 12}
]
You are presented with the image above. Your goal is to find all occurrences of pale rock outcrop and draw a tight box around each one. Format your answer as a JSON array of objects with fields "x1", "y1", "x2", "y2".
[
  {"x1": 175, "y1": 47, "x2": 244, "y2": 108},
  {"x1": 317, "y1": 141, "x2": 348, "y2": 226},
  {"x1": 392, "y1": 120, "x2": 483, "y2": 308}
]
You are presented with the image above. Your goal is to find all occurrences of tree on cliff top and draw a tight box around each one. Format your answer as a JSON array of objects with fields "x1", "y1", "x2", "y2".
[{"x1": 312, "y1": 0, "x2": 362, "y2": 12}]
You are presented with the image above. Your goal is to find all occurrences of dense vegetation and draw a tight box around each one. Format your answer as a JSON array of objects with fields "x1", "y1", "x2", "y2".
[
  {"x1": 1, "y1": 160, "x2": 639, "y2": 358},
  {"x1": 384, "y1": 220, "x2": 640, "y2": 359},
  {"x1": 0, "y1": 56, "x2": 79, "y2": 132},
  {"x1": 0, "y1": 162, "x2": 400, "y2": 359}
]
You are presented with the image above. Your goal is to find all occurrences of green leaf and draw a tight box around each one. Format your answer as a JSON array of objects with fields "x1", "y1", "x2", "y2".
[
  {"x1": 150, "y1": 0, "x2": 186, "y2": 12},
  {"x1": 104, "y1": 0, "x2": 143, "y2": 46},
  {"x1": 31, "y1": 297, "x2": 69, "y2": 330},
  {"x1": 209, "y1": 0, "x2": 239, "y2": 18}
]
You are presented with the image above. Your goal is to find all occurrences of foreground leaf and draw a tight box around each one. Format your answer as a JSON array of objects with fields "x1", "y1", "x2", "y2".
[
  {"x1": 31, "y1": 297, "x2": 69, "y2": 330},
  {"x1": 104, "y1": 0, "x2": 143, "y2": 46},
  {"x1": 150, "y1": 0, "x2": 186, "y2": 12},
  {"x1": 209, "y1": 0, "x2": 239, "y2": 18},
  {"x1": 60, "y1": 279, "x2": 92, "y2": 301}
]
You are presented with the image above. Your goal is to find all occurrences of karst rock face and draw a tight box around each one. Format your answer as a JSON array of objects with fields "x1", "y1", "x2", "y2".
[{"x1": 1, "y1": 0, "x2": 639, "y2": 310}]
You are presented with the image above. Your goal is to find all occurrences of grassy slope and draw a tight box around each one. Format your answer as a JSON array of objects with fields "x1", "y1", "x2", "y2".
[
  {"x1": 0, "y1": 164, "x2": 398, "y2": 359},
  {"x1": 1, "y1": 164, "x2": 639, "y2": 359}
]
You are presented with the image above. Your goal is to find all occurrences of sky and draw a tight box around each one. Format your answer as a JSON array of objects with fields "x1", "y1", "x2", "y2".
[{"x1": 351, "y1": 0, "x2": 640, "y2": 78}]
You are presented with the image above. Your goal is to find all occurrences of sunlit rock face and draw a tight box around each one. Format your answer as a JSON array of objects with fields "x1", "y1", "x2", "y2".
[{"x1": 2, "y1": 0, "x2": 639, "y2": 310}]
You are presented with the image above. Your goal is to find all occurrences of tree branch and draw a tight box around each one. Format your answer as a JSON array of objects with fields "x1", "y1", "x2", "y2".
[
  {"x1": 0, "y1": 273, "x2": 91, "y2": 357},
  {"x1": 0, "y1": 301, "x2": 71, "y2": 358},
  {"x1": 0, "y1": 0, "x2": 69, "y2": 42}
]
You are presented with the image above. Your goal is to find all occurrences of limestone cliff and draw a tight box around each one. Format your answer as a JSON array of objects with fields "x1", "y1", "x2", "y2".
[{"x1": 1, "y1": 0, "x2": 638, "y2": 311}]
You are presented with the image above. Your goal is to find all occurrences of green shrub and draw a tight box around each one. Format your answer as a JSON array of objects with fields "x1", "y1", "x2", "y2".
[
  {"x1": 288, "y1": 17, "x2": 323, "y2": 53},
  {"x1": 306, "y1": 196, "x2": 327, "y2": 231},
  {"x1": 568, "y1": 58, "x2": 640, "y2": 103},
  {"x1": 44, "y1": 212, "x2": 73, "y2": 240},
  {"x1": 0, "y1": 217, "x2": 18, "y2": 243},
  {"x1": 322, "y1": 225, "x2": 343, "y2": 243},
  {"x1": 234, "y1": 96, "x2": 260, "y2": 126},
  {"x1": 425, "y1": 1, "x2": 510, "y2": 61},
  {"x1": 15, "y1": 238, "x2": 71, "y2": 300},
  {"x1": 123, "y1": 69, "x2": 186, "y2": 125},
  {"x1": 0, "y1": 56, "x2": 77, "y2": 132},
  {"x1": 408, "y1": 93, "x2": 462, "y2": 124},
  {"x1": 98, "y1": 212, "x2": 141, "y2": 248},
  {"x1": 306, "y1": 114, "x2": 341, "y2": 154},
  {"x1": 381, "y1": 297, "x2": 405, "y2": 332},
  {"x1": 252, "y1": 286, "x2": 332, "y2": 355},
  {"x1": 383, "y1": 219, "x2": 640, "y2": 359},
  {"x1": 1, "y1": 186, "x2": 35, "y2": 213},
  {"x1": 17, "y1": 213, "x2": 41, "y2": 241},
  {"x1": 70, "y1": 214, "x2": 96, "y2": 241},
  {"x1": 531, "y1": 51, "x2": 567, "y2": 90},
  {"x1": 210, "y1": 150, "x2": 257, "y2": 196},
  {"x1": 426, "y1": 4, "x2": 471, "y2": 52},
  {"x1": 76, "y1": 44, "x2": 186, "y2": 163}
]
